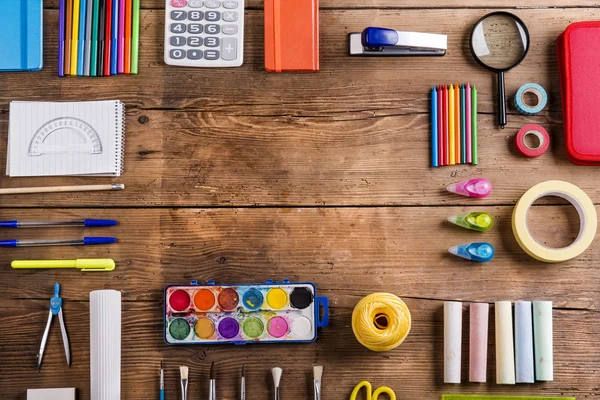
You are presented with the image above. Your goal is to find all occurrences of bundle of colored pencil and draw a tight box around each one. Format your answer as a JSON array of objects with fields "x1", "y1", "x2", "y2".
[
  {"x1": 58, "y1": 0, "x2": 141, "y2": 77},
  {"x1": 431, "y1": 84, "x2": 478, "y2": 167}
]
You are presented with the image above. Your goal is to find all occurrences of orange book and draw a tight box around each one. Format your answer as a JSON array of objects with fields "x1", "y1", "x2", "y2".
[{"x1": 264, "y1": 0, "x2": 319, "y2": 72}]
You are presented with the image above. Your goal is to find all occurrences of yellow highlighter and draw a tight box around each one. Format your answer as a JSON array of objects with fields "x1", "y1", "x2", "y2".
[{"x1": 12, "y1": 259, "x2": 115, "y2": 272}]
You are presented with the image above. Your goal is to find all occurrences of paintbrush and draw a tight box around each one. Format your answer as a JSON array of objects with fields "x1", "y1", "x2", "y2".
[
  {"x1": 180, "y1": 365, "x2": 189, "y2": 400},
  {"x1": 241, "y1": 365, "x2": 245, "y2": 400},
  {"x1": 272, "y1": 367, "x2": 283, "y2": 400},
  {"x1": 160, "y1": 362, "x2": 165, "y2": 400},
  {"x1": 313, "y1": 366, "x2": 323, "y2": 400},
  {"x1": 209, "y1": 361, "x2": 216, "y2": 400}
]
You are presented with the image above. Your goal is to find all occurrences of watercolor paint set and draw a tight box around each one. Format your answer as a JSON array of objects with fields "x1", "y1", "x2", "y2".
[{"x1": 164, "y1": 280, "x2": 329, "y2": 345}]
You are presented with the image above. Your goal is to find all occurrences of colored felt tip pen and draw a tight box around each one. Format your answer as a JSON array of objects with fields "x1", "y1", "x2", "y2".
[
  {"x1": 449, "y1": 242, "x2": 495, "y2": 262},
  {"x1": 0, "y1": 219, "x2": 117, "y2": 228},
  {"x1": 448, "y1": 212, "x2": 493, "y2": 232},
  {"x1": 446, "y1": 178, "x2": 492, "y2": 198},
  {"x1": 0, "y1": 237, "x2": 116, "y2": 247},
  {"x1": 11, "y1": 259, "x2": 116, "y2": 272}
]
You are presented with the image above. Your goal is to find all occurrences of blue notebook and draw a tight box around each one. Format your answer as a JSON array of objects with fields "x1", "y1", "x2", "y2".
[{"x1": 0, "y1": 0, "x2": 43, "y2": 71}]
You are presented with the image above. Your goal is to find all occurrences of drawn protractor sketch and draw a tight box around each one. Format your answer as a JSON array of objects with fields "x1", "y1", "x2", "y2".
[{"x1": 28, "y1": 117, "x2": 103, "y2": 156}]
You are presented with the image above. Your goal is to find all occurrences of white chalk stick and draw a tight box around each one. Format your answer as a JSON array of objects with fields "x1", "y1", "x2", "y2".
[
  {"x1": 515, "y1": 301, "x2": 534, "y2": 383},
  {"x1": 533, "y1": 301, "x2": 553, "y2": 381},
  {"x1": 444, "y1": 301, "x2": 462, "y2": 383}
]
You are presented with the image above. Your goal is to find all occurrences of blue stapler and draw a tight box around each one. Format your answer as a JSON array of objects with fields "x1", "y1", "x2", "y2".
[
  {"x1": 0, "y1": 0, "x2": 44, "y2": 71},
  {"x1": 349, "y1": 27, "x2": 447, "y2": 56}
]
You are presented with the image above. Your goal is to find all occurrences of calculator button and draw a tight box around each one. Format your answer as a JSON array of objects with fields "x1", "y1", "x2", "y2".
[
  {"x1": 170, "y1": 49, "x2": 186, "y2": 59},
  {"x1": 204, "y1": 50, "x2": 220, "y2": 60},
  {"x1": 205, "y1": 24, "x2": 220, "y2": 34},
  {"x1": 222, "y1": 25, "x2": 238, "y2": 35},
  {"x1": 205, "y1": 37, "x2": 220, "y2": 47},
  {"x1": 221, "y1": 38, "x2": 237, "y2": 61},
  {"x1": 188, "y1": 10, "x2": 203, "y2": 21},
  {"x1": 222, "y1": 11, "x2": 238, "y2": 22},
  {"x1": 204, "y1": 0, "x2": 220, "y2": 7},
  {"x1": 170, "y1": 36, "x2": 187, "y2": 46},
  {"x1": 188, "y1": 0, "x2": 203, "y2": 7},
  {"x1": 171, "y1": 23, "x2": 186, "y2": 33},
  {"x1": 187, "y1": 36, "x2": 203, "y2": 47},
  {"x1": 188, "y1": 24, "x2": 203, "y2": 34},
  {"x1": 205, "y1": 11, "x2": 220, "y2": 21},
  {"x1": 187, "y1": 50, "x2": 203, "y2": 60},
  {"x1": 171, "y1": 0, "x2": 187, "y2": 7},
  {"x1": 171, "y1": 10, "x2": 187, "y2": 20},
  {"x1": 223, "y1": 1, "x2": 238, "y2": 8}
]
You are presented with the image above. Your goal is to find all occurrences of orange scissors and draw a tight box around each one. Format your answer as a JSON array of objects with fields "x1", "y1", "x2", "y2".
[{"x1": 350, "y1": 381, "x2": 396, "y2": 400}]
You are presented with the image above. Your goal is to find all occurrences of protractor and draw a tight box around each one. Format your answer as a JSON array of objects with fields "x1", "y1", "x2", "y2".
[{"x1": 28, "y1": 117, "x2": 103, "y2": 156}]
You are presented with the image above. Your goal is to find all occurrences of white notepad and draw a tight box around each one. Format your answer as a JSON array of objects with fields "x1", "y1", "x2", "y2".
[
  {"x1": 27, "y1": 388, "x2": 77, "y2": 400},
  {"x1": 7, "y1": 100, "x2": 125, "y2": 177}
]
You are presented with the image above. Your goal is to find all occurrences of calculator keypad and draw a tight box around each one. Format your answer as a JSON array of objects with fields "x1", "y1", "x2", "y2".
[{"x1": 165, "y1": 0, "x2": 244, "y2": 67}]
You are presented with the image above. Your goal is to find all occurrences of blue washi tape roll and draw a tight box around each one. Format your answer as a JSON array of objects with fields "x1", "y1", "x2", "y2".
[{"x1": 515, "y1": 83, "x2": 548, "y2": 115}]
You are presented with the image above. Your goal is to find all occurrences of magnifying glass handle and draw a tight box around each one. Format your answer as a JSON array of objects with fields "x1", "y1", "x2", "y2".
[{"x1": 498, "y1": 71, "x2": 507, "y2": 129}]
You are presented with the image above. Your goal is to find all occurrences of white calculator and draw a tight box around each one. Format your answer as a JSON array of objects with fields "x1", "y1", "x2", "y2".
[{"x1": 164, "y1": 0, "x2": 244, "y2": 67}]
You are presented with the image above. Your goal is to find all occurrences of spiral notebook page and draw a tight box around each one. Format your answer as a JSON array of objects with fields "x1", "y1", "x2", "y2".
[{"x1": 6, "y1": 100, "x2": 125, "y2": 177}]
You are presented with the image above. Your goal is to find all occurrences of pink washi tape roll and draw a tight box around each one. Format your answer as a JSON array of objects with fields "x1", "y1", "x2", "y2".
[{"x1": 515, "y1": 124, "x2": 550, "y2": 157}]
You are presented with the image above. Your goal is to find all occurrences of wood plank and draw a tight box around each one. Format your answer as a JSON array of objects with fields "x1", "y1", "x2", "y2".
[
  {"x1": 1, "y1": 207, "x2": 598, "y2": 308},
  {"x1": 2, "y1": 109, "x2": 599, "y2": 207},
  {"x1": 0, "y1": 8, "x2": 596, "y2": 114},
  {"x1": 43, "y1": 0, "x2": 600, "y2": 9},
  {"x1": 1, "y1": 299, "x2": 597, "y2": 399}
]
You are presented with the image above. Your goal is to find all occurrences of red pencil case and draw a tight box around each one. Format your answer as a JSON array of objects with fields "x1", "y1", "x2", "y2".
[{"x1": 557, "y1": 21, "x2": 600, "y2": 165}]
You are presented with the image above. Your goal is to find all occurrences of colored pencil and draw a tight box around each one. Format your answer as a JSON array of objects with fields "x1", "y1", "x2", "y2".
[
  {"x1": 131, "y1": 0, "x2": 140, "y2": 74},
  {"x1": 78, "y1": 0, "x2": 88, "y2": 75},
  {"x1": 70, "y1": 0, "x2": 80, "y2": 75},
  {"x1": 455, "y1": 83, "x2": 460, "y2": 163},
  {"x1": 432, "y1": 87, "x2": 438, "y2": 167},
  {"x1": 441, "y1": 86, "x2": 446, "y2": 166},
  {"x1": 448, "y1": 84, "x2": 455, "y2": 165},
  {"x1": 118, "y1": 0, "x2": 126, "y2": 73},
  {"x1": 438, "y1": 86, "x2": 443, "y2": 165},
  {"x1": 59, "y1": 0, "x2": 66, "y2": 76},
  {"x1": 65, "y1": 0, "x2": 73, "y2": 76},
  {"x1": 97, "y1": 0, "x2": 106, "y2": 76},
  {"x1": 90, "y1": 0, "x2": 100, "y2": 76},
  {"x1": 124, "y1": 0, "x2": 133, "y2": 74},
  {"x1": 84, "y1": 0, "x2": 93, "y2": 75},
  {"x1": 461, "y1": 85, "x2": 466, "y2": 164},
  {"x1": 472, "y1": 85, "x2": 478, "y2": 165},
  {"x1": 111, "y1": 0, "x2": 120, "y2": 75},
  {"x1": 104, "y1": 0, "x2": 113, "y2": 75},
  {"x1": 466, "y1": 83, "x2": 472, "y2": 164},
  {"x1": 444, "y1": 85, "x2": 449, "y2": 166}
]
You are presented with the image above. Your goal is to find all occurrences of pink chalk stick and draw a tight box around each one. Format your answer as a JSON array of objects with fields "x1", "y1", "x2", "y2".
[{"x1": 469, "y1": 302, "x2": 489, "y2": 382}]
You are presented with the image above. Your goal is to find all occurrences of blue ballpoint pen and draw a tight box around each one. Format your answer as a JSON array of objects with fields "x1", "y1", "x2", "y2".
[
  {"x1": 160, "y1": 361, "x2": 165, "y2": 400},
  {"x1": 0, "y1": 219, "x2": 117, "y2": 228},
  {"x1": 0, "y1": 237, "x2": 116, "y2": 247}
]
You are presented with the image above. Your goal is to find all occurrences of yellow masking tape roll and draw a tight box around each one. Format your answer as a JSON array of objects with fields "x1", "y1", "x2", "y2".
[{"x1": 512, "y1": 181, "x2": 597, "y2": 263}]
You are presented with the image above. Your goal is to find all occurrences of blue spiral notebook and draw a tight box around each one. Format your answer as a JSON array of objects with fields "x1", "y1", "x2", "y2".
[{"x1": 0, "y1": 0, "x2": 43, "y2": 71}]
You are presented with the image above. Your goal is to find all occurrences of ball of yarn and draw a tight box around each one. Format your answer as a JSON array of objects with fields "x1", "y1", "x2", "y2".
[{"x1": 352, "y1": 293, "x2": 411, "y2": 352}]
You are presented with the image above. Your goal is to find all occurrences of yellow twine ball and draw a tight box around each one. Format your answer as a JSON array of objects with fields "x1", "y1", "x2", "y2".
[{"x1": 352, "y1": 293, "x2": 411, "y2": 352}]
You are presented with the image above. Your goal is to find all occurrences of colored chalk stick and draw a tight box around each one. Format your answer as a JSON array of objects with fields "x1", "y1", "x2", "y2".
[
  {"x1": 533, "y1": 301, "x2": 553, "y2": 381},
  {"x1": 469, "y1": 303, "x2": 489, "y2": 383},
  {"x1": 495, "y1": 301, "x2": 515, "y2": 385},
  {"x1": 515, "y1": 301, "x2": 534, "y2": 383},
  {"x1": 444, "y1": 301, "x2": 462, "y2": 384}
]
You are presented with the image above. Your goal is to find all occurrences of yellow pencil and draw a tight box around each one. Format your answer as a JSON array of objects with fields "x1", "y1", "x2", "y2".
[
  {"x1": 449, "y1": 84, "x2": 455, "y2": 165},
  {"x1": 70, "y1": 0, "x2": 81, "y2": 75}
]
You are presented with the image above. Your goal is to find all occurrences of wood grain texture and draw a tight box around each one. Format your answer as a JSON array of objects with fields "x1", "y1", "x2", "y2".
[{"x1": 1, "y1": 1, "x2": 599, "y2": 399}]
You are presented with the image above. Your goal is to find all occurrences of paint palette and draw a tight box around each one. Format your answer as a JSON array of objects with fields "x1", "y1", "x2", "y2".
[{"x1": 164, "y1": 280, "x2": 329, "y2": 345}]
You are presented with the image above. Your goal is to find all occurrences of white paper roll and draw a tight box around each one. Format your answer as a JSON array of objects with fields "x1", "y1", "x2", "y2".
[
  {"x1": 495, "y1": 301, "x2": 515, "y2": 384},
  {"x1": 90, "y1": 290, "x2": 122, "y2": 400},
  {"x1": 444, "y1": 301, "x2": 462, "y2": 383}
]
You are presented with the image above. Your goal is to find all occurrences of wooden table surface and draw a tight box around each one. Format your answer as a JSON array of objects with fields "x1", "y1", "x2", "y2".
[{"x1": 1, "y1": 1, "x2": 599, "y2": 399}]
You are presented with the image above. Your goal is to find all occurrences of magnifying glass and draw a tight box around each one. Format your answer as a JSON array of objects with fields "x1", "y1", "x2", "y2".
[{"x1": 470, "y1": 12, "x2": 530, "y2": 129}]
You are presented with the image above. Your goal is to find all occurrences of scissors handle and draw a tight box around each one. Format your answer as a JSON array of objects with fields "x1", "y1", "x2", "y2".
[{"x1": 350, "y1": 381, "x2": 396, "y2": 400}]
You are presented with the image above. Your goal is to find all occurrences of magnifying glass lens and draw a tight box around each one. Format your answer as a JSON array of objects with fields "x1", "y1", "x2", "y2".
[{"x1": 472, "y1": 14, "x2": 528, "y2": 70}]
